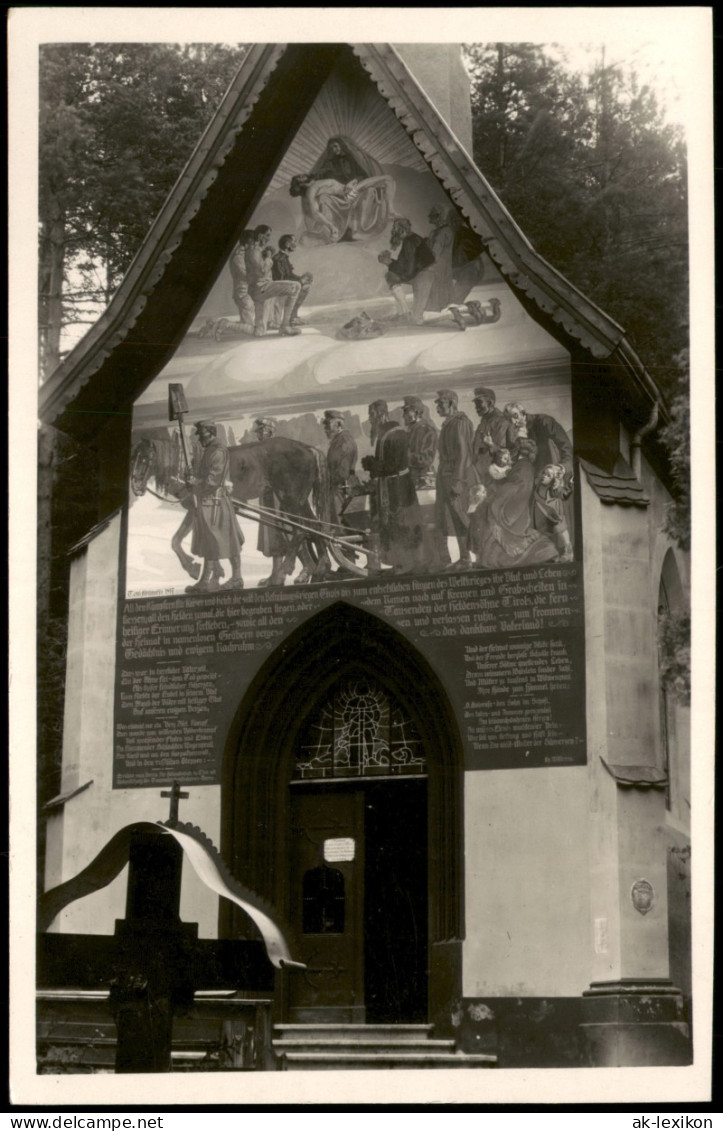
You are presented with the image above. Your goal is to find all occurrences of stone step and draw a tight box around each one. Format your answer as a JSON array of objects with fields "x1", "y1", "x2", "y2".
[
  {"x1": 273, "y1": 1023, "x2": 434, "y2": 1043},
  {"x1": 37, "y1": 1019, "x2": 116, "y2": 1040},
  {"x1": 275, "y1": 1038, "x2": 456, "y2": 1054},
  {"x1": 277, "y1": 1051, "x2": 497, "y2": 1070}
]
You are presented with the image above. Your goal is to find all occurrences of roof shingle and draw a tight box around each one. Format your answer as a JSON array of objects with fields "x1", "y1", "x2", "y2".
[{"x1": 580, "y1": 457, "x2": 650, "y2": 507}]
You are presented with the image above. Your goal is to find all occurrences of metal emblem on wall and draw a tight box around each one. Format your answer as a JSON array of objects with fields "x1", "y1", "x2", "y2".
[{"x1": 631, "y1": 880, "x2": 655, "y2": 915}]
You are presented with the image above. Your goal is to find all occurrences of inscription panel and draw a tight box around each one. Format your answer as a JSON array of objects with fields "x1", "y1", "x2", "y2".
[{"x1": 113, "y1": 564, "x2": 585, "y2": 785}]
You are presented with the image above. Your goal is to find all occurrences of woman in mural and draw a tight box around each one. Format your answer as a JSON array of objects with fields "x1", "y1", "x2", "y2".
[
  {"x1": 312, "y1": 136, "x2": 379, "y2": 182},
  {"x1": 289, "y1": 167, "x2": 397, "y2": 244},
  {"x1": 311, "y1": 136, "x2": 396, "y2": 240},
  {"x1": 470, "y1": 444, "x2": 559, "y2": 569}
]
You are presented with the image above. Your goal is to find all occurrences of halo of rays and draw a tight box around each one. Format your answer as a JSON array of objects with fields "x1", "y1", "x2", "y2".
[{"x1": 268, "y1": 68, "x2": 428, "y2": 193}]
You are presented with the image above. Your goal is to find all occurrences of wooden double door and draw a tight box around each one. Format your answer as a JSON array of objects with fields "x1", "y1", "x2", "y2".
[{"x1": 287, "y1": 778, "x2": 428, "y2": 1024}]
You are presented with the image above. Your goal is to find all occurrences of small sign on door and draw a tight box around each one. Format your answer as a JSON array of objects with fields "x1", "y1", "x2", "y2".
[{"x1": 324, "y1": 837, "x2": 355, "y2": 863}]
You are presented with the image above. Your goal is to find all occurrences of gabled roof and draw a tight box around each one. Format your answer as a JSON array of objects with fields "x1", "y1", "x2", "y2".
[{"x1": 39, "y1": 42, "x2": 664, "y2": 442}]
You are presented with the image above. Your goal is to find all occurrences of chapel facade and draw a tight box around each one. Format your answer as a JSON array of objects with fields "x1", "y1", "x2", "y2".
[{"x1": 37, "y1": 42, "x2": 691, "y2": 1071}]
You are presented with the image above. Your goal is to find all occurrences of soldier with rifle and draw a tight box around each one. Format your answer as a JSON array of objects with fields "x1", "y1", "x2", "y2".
[{"x1": 181, "y1": 420, "x2": 245, "y2": 592}]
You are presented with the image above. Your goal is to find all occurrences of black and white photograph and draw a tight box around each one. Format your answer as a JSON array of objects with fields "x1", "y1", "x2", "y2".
[{"x1": 9, "y1": 5, "x2": 715, "y2": 1111}]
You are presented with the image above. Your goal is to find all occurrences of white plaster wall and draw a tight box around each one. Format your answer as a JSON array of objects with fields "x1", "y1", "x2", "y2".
[
  {"x1": 579, "y1": 470, "x2": 678, "y2": 985},
  {"x1": 581, "y1": 475, "x2": 624, "y2": 981},
  {"x1": 617, "y1": 788, "x2": 671, "y2": 978},
  {"x1": 394, "y1": 44, "x2": 473, "y2": 154},
  {"x1": 463, "y1": 766, "x2": 591, "y2": 997},
  {"x1": 45, "y1": 514, "x2": 222, "y2": 938},
  {"x1": 601, "y1": 504, "x2": 660, "y2": 765},
  {"x1": 644, "y1": 455, "x2": 692, "y2": 834}
]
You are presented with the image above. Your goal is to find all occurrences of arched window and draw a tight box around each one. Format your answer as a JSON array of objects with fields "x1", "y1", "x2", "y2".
[
  {"x1": 656, "y1": 550, "x2": 690, "y2": 817},
  {"x1": 292, "y1": 678, "x2": 427, "y2": 781},
  {"x1": 657, "y1": 575, "x2": 673, "y2": 809}
]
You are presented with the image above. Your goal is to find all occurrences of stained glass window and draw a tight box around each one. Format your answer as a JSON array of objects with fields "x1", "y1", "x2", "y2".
[{"x1": 293, "y1": 679, "x2": 426, "y2": 780}]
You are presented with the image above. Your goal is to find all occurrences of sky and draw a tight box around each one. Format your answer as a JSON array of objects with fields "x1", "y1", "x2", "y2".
[{"x1": 546, "y1": 38, "x2": 686, "y2": 129}]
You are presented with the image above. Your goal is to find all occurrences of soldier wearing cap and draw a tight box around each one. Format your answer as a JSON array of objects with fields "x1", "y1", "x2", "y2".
[
  {"x1": 472, "y1": 386, "x2": 515, "y2": 480},
  {"x1": 361, "y1": 399, "x2": 422, "y2": 573},
  {"x1": 402, "y1": 395, "x2": 437, "y2": 489},
  {"x1": 322, "y1": 410, "x2": 358, "y2": 524},
  {"x1": 253, "y1": 416, "x2": 277, "y2": 442},
  {"x1": 401, "y1": 395, "x2": 447, "y2": 571},
  {"x1": 182, "y1": 420, "x2": 244, "y2": 591},
  {"x1": 251, "y1": 416, "x2": 291, "y2": 587},
  {"x1": 434, "y1": 390, "x2": 478, "y2": 571}
]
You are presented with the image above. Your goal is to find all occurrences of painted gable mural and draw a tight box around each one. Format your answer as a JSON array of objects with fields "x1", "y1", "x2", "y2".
[
  {"x1": 127, "y1": 65, "x2": 574, "y2": 597},
  {"x1": 117, "y1": 60, "x2": 584, "y2": 787}
]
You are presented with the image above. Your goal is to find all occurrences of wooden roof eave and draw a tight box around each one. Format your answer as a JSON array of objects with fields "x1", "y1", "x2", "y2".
[
  {"x1": 39, "y1": 43, "x2": 289, "y2": 427},
  {"x1": 352, "y1": 45, "x2": 652, "y2": 366}
]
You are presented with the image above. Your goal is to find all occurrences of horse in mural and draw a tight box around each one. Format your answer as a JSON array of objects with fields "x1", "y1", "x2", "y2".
[{"x1": 130, "y1": 433, "x2": 332, "y2": 586}]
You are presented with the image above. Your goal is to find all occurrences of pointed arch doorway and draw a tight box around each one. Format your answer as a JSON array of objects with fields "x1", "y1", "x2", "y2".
[{"x1": 221, "y1": 602, "x2": 464, "y2": 1026}]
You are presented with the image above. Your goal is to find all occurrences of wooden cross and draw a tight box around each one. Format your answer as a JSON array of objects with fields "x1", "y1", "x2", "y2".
[{"x1": 161, "y1": 781, "x2": 189, "y2": 824}]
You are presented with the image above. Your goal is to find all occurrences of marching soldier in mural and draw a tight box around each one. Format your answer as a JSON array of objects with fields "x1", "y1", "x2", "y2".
[
  {"x1": 434, "y1": 389, "x2": 478, "y2": 571},
  {"x1": 472, "y1": 386, "x2": 516, "y2": 480},
  {"x1": 378, "y1": 217, "x2": 436, "y2": 324},
  {"x1": 322, "y1": 410, "x2": 359, "y2": 526},
  {"x1": 362, "y1": 399, "x2": 423, "y2": 574},
  {"x1": 402, "y1": 395, "x2": 444, "y2": 572},
  {"x1": 253, "y1": 417, "x2": 292, "y2": 587},
  {"x1": 181, "y1": 420, "x2": 244, "y2": 592},
  {"x1": 402, "y1": 396, "x2": 437, "y2": 489}
]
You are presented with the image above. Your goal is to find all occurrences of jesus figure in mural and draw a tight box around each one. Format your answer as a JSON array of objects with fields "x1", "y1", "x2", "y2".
[{"x1": 289, "y1": 171, "x2": 397, "y2": 245}]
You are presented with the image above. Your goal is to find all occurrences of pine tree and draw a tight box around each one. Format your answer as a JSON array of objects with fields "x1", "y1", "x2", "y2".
[
  {"x1": 464, "y1": 43, "x2": 688, "y2": 401},
  {"x1": 39, "y1": 43, "x2": 247, "y2": 377}
]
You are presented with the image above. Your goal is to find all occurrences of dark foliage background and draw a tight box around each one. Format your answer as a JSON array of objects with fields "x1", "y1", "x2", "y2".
[
  {"x1": 464, "y1": 43, "x2": 688, "y2": 405},
  {"x1": 39, "y1": 43, "x2": 247, "y2": 375}
]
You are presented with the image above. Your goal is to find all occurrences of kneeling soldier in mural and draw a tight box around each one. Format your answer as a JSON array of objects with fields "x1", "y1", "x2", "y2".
[
  {"x1": 181, "y1": 420, "x2": 244, "y2": 592},
  {"x1": 271, "y1": 235, "x2": 313, "y2": 327},
  {"x1": 246, "y1": 225, "x2": 301, "y2": 337},
  {"x1": 228, "y1": 230, "x2": 257, "y2": 335},
  {"x1": 378, "y1": 217, "x2": 436, "y2": 324}
]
